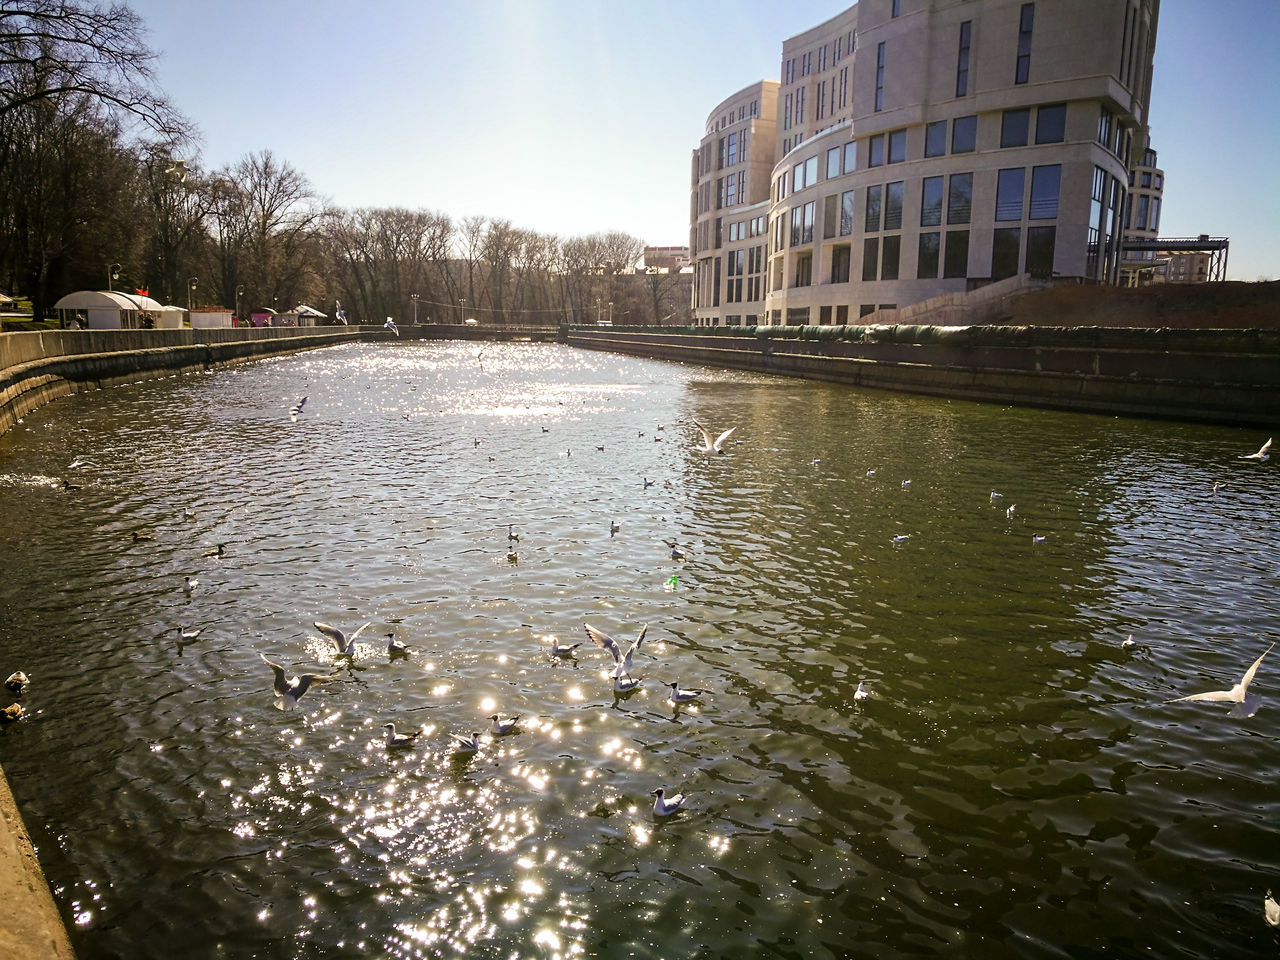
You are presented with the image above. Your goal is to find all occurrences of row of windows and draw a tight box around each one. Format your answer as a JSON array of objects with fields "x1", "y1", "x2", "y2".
[
  {"x1": 782, "y1": 29, "x2": 855, "y2": 86},
  {"x1": 787, "y1": 226, "x2": 1056, "y2": 288},
  {"x1": 706, "y1": 99, "x2": 760, "y2": 136},
  {"x1": 776, "y1": 102, "x2": 1067, "y2": 204},
  {"x1": 778, "y1": 163, "x2": 1061, "y2": 248},
  {"x1": 726, "y1": 215, "x2": 767, "y2": 243}
]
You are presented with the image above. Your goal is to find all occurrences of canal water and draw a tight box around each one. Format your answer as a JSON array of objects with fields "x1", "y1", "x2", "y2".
[{"x1": 0, "y1": 341, "x2": 1277, "y2": 959}]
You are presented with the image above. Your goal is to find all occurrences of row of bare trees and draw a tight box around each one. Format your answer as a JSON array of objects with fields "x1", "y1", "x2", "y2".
[{"x1": 0, "y1": 1, "x2": 689, "y2": 327}]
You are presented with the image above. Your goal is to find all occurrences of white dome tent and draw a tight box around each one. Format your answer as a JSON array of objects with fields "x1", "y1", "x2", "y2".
[{"x1": 52, "y1": 290, "x2": 169, "y2": 329}]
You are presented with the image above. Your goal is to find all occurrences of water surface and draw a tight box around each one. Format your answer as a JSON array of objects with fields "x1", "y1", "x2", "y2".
[{"x1": 0, "y1": 342, "x2": 1277, "y2": 958}]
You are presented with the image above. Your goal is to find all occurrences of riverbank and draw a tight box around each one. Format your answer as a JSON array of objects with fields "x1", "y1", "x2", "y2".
[
  {"x1": 564, "y1": 323, "x2": 1280, "y2": 427},
  {"x1": 0, "y1": 764, "x2": 75, "y2": 959},
  {"x1": 0, "y1": 326, "x2": 375, "y2": 436}
]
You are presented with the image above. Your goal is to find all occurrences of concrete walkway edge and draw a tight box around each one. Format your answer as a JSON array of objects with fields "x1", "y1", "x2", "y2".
[{"x1": 0, "y1": 762, "x2": 76, "y2": 959}]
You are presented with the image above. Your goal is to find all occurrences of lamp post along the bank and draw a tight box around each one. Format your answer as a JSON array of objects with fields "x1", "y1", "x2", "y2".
[
  {"x1": 412, "y1": 293, "x2": 419, "y2": 325},
  {"x1": 187, "y1": 277, "x2": 198, "y2": 314},
  {"x1": 459, "y1": 299, "x2": 466, "y2": 324},
  {"x1": 108, "y1": 263, "x2": 121, "y2": 293},
  {"x1": 235, "y1": 285, "x2": 244, "y2": 326}
]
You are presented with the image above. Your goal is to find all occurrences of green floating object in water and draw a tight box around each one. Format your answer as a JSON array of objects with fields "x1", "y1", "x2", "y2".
[{"x1": 665, "y1": 575, "x2": 679, "y2": 590}]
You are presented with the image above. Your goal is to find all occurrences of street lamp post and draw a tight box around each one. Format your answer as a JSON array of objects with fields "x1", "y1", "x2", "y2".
[
  {"x1": 108, "y1": 263, "x2": 121, "y2": 292},
  {"x1": 412, "y1": 293, "x2": 419, "y2": 325},
  {"x1": 608, "y1": 301, "x2": 614, "y2": 326},
  {"x1": 235, "y1": 284, "x2": 244, "y2": 327},
  {"x1": 187, "y1": 277, "x2": 198, "y2": 314},
  {"x1": 459, "y1": 298, "x2": 466, "y2": 324}
]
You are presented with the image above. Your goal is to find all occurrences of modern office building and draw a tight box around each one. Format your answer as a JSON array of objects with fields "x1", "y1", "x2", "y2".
[
  {"x1": 691, "y1": 0, "x2": 1161, "y2": 326},
  {"x1": 1119, "y1": 146, "x2": 1164, "y2": 285}
]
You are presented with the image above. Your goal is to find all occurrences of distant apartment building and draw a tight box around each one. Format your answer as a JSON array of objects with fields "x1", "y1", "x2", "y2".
[
  {"x1": 691, "y1": 0, "x2": 1161, "y2": 326},
  {"x1": 642, "y1": 246, "x2": 692, "y2": 273},
  {"x1": 1119, "y1": 147, "x2": 1165, "y2": 284}
]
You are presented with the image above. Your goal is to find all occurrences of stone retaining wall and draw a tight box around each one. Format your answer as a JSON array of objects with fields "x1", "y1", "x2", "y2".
[
  {"x1": 0, "y1": 327, "x2": 367, "y2": 436},
  {"x1": 565, "y1": 325, "x2": 1280, "y2": 427}
]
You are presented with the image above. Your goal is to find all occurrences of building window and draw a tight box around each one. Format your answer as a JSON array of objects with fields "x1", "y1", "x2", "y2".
[
  {"x1": 863, "y1": 237, "x2": 879, "y2": 281},
  {"x1": 944, "y1": 230, "x2": 969, "y2": 278},
  {"x1": 840, "y1": 190, "x2": 856, "y2": 235},
  {"x1": 827, "y1": 146, "x2": 842, "y2": 179},
  {"x1": 921, "y1": 176, "x2": 944, "y2": 227},
  {"x1": 1136, "y1": 194, "x2": 1150, "y2": 229},
  {"x1": 892, "y1": 0, "x2": 901, "y2": 16},
  {"x1": 816, "y1": 80, "x2": 827, "y2": 121},
  {"x1": 1035, "y1": 104, "x2": 1066, "y2": 144},
  {"x1": 824, "y1": 194, "x2": 838, "y2": 239},
  {"x1": 831, "y1": 244, "x2": 851, "y2": 283},
  {"x1": 805, "y1": 155, "x2": 819, "y2": 186},
  {"x1": 925, "y1": 121, "x2": 947, "y2": 158},
  {"x1": 1001, "y1": 108, "x2": 1030, "y2": 147},
  {"x1": 793, "y1": 161, "x2": 804, "y2": 192},
  {"x1": 791, "y1": 206, "x2": 804, "y2": 246},
  {"x1": 797, "y1": 86, "x2": 806, "y2": 123},
  {"x1": 951, "y1": 115, "x2": 977, "y2": 154},
  {"x1": 860, "y1": 304, "x2": 877, "y2": 318},
  {"x1": 1016, "y1": 3, "x2": 1034, "y2": 85},
  {"x1": 996, "y1": 168, "x2": 1025, "y2": 221},
  {"x1": 947, "y1": 172, "x2": 972, "y2": 224},
  {"x1": 992, "y1": 227, "x2": 1021, "y2": 280},
  {"x1": 918, "y1": 232, "x2": 940, "y2": 278},
  {"x1": 1026, "y1": 225, "x2": 1056, "y2": 277},
  {"x1": 1150, "y1": 197, "x2": 1160, "y2": 231},
  {"x1": 868, "y1": 134, "x2": 885, "y2": 167},
  {"x1": 865, "y1": 184, "x2": 882, "y2": 232},
  {"x1": 875, "y1": 42, "x2": 886, "y2": 111},
  {"x1": 881, "y1": 235, "x2": 901, "y2": 280},
  {"x1": 888, "y1": 129, "x2": 906, "y2": 163},
  {"x1": 843, "y1": 140, "x2": 857, "y2": 173},
  {"x1": 885, "y1": 181, "x2": 904, "y2": 230},
  {"x1": 802, "y1": 201, "x2": 815, "y2": 243},
  {"x1": 1029, "y1": 164, "x2": 1061, "y2": 219},
  {"x1": 956, "y1": 20, "x2": 972, "y2": 97},
  {"x1": 794, "y1": 253, "x2": 812, "y2": 287},
  {"x1": 1097, "y1": 106, "x2": 1113, "y2": 147}
]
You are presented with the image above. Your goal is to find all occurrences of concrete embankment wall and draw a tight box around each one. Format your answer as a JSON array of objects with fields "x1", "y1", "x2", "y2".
[
  {"x1": 0, "y1": 327, "x2": 368, "y2": 436},
  {"x1": 0, "y1": 769, "x2": 75, "y2": 959},
  {"x1": 565, "y1": 325, "x2": 1280, "y2": 427}
]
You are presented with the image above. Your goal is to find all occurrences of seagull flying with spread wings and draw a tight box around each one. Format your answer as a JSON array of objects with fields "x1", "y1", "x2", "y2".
[
  {"x1": 1240, "y1": 437, "x2": 1272, "y2": 461},
  {"x1": 693, "y1": 419, "x2": 737, "y2": 454},
  {"x1": 585, "y1": 622, "x2": 647, "y2": 680},
  {"x1": 260, "y1": 653, "x2": 338, "y2": 711},
  {"x1": 1166, "y1": 643, "x2": 1274, "y2": 718},
  {"x1": 314, "y1": 620, "x2": 372, "y2": 657}
]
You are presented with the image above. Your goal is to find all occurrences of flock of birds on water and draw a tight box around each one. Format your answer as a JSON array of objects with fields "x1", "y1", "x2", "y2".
[{"x1": 2, "y1": 385, "x2": 1277, "y2": 918}]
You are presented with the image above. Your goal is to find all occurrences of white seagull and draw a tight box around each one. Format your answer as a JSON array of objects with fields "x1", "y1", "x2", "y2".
[
  {"x1": 548, "y1": 637, "x2": 582, "y2": 657},
  {"x1": 613, "y1": 675, "x2": 643, "y2": 694},
  {"x1": 260, "y1": 653, "x2": 338, "y2": 711},
  {"x1": 383, "y1": 723, "x2": 420, "y2": 748},
  {"x1": 586, "y1": 622, "x2": 647, "y2": 680},
  {"x1": 384, "y1": 318, "x2": 400, "y2": 336},
  {"x1": 289, "y1": 396, "x2": 307, "y2": 422},
  {"x1": 693, "y1": 419, "x2": 737, "y2": 454},
  {"x1": 451, "y1": 732, "x2": 480, "y2": 755},
  {"x1": 854, "y1": 680, "x2": 871, "y2": 701},
  {"x1": 1166, "y1": 643, "x2": 1275, "y2": 718},
  {"x1": 386, "y1": 633, "x2": 411, "y2": 657},
  {"x1": 488, "y1": 714, "x2": 520, "y2": 735},
  {"x1": 178, "y1": 626, "x2": 204, "y2": 641},
  {"x1": 665, "y1": 681, "x2": 703, "y2": 703},
  {"x1": 1121, "y1": 635, "x2": 1137, "y2": 650},
  {"x1": 314, "y1": 620, "x2": 371, "y2": 657},
  {"x1": 5, "y1": 671, "x2": 29, "y2": 693},
  {"x1": 183, "y1": 576, "x2": 199, "y2": 593},
  {"x1": 1240, "y1": 437, "x2": 1272, "y2": 461},
  {"x1": 651, "y1": 788, "x2": 688, "y2": 817},
  {"x1": 1265, "y1": 889, "x2": 1280, "y2": 928},
  {"x1": 892, "y1": 534, "x2": 910, "y2": 544}
]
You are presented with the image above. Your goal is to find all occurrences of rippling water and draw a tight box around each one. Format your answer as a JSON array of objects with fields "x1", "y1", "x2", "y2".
[{"x1": 0, "y1": 341, "x2": 1278, "y2": 959}]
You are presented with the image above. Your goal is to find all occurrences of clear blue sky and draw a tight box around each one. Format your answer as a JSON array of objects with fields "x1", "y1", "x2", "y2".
[{"x1": 128, "y1": 0, "x2": 1278, "y2": 281}]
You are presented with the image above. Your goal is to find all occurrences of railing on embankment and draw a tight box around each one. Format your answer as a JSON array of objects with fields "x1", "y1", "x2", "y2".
[
  {"x1": 564, "y1": 324, "x2": 1280, "y2": 428},
  {"x1": 0, "y1": 326, "x2": 372, "y2": 436}
]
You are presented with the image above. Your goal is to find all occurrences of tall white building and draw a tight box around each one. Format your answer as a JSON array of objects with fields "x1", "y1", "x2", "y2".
[{"x1": 691, "y1": 0, "x2": 1161, "y2": 326}]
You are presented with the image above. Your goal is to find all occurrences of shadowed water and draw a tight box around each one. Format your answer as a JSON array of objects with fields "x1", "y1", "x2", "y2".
[{"x1": 0, "y1": 341, "x2": 1277, "y2": 959}]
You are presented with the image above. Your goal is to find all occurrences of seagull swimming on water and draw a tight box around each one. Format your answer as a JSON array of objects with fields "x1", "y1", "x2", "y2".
[
  {"x1": 693, "y1": 419, "x2": 737, "y2": 455},
  {"x1": 1166, "y1": 643, "x2": 1275, "y2": 718},
  {"x1": 1265, "y1": 889, "x2": 1280, "y2": 928},
  {"x1": 665, "y1": 681, "x2": 703, "y2": 703},
  {"x1": 289, "y1": 396, "x2": 307, "y2": 422},
  {"x1": 383, "y1": 723, "x2": 420, "y2": 748},
  {"x1": 488, "y1": 714, "x2": 520, "y2": 735},
  {"x1": 586, "y1": 622, "x2": 647, "y2": 680},
  {"x1": 260, "y1": 653, "x2": 338, "y2": 711},
  {"x1": 451, "y1": 732, "x2": 480, "y2": 755},
  {"x1": 854, "y1": 680, "x2": 871, "y2": 701},
  {"x1": 183, "y1": 576, "x2": 199, "y2": 593},
  {"x1": 651, "y1": 788, "x2": 688, "y2": 817},
  {"x1": 314, "y1": 620, "x2": 371, "y2": 657},
  {"x1": 386, "y1": 633, "x2": 411, "y2": 657},
  {"x1": 548, "y1": 637, "x2": 582, "y2": 657}
]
